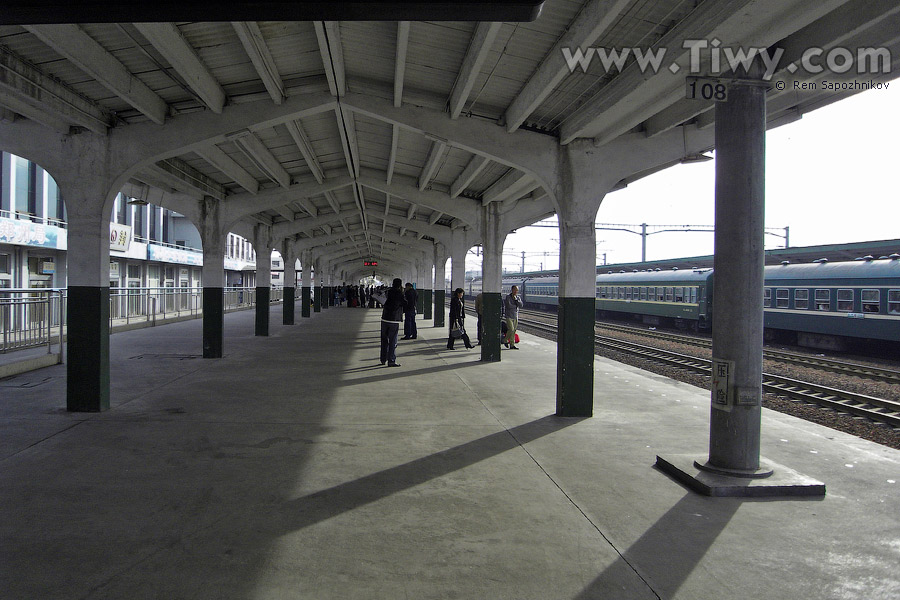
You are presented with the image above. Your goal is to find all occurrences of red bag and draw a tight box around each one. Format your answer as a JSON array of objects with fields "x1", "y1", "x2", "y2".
[{"x1": 515, "y1": 333, "x2": 520, "y2": 343}]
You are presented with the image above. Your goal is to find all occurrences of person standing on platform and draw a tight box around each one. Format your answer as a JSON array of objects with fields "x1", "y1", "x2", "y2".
[
  {"x1": 446, "y1": 288, "x2": 474, "y2": 350},
  {"x1": 380, "y1": 278, "x2": 408, "y2": 367},
  {"x1": 402, "y1": 282, "x2": 418, "y2": 339},
  {"x1": 474, "y1": 292, "x2": 484, "y2": 345},
  {"x1": 504, "y1": 285, "x2": 523, "y2": 350}
]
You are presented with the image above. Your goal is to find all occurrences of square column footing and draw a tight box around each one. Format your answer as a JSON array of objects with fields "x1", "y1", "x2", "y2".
[{"x1": 656, "y1": 454, "x2": 825, "y2": 498}]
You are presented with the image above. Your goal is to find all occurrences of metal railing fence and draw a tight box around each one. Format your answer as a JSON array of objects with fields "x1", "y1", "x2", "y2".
[{"x1": 1, "y1": 286, "x2": 284, "y2": 354}]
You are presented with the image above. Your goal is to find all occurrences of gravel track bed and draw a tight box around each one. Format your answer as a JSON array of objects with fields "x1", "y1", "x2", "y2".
[{"x1": 517, "y1": 319, "x2": 900, "y2": 450}]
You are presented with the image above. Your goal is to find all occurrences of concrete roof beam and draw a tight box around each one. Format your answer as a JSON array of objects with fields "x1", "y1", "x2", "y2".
[
  {"x1": 134, "y1": 23, "x2": 226, "y2": 114},
  {"x1": 503, "y1": 0, "x2": 632, "y2": 133},
  {"x1": 232, "y1": 21, "x2": 285, "y2": 105},
  {"x1": 449, "y1": 22, "x2": 502, "y2": 119},
  {"x1": 26, "y1": 24, "x2": 169, "y2": 125}
]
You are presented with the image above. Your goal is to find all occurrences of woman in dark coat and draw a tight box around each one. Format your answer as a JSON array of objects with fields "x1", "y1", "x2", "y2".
[{"x1": 446, "y1": 288, "x2": 474, "y2": 350}]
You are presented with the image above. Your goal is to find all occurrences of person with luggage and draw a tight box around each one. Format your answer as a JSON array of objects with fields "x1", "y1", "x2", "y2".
[
  {"x1": 503, "y1": 285, "x2": 523, "y2": 350},
  {"x1": 446, "y1": 288, "x2": 474, "y2": 350}
]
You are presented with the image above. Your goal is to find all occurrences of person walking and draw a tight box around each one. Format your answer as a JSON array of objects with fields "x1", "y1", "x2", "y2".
[
  {"x1": 380, "y1": 278, "x2": 408, "y2": 367},
  {"x1": 503, "y1": 285, "x2": 523, "y2": 350},
  {"x1": 402, "y1": 282, "x2": 418, "y2": 339},
  {"x1": 446, "y1": 287, "x2": 474, "y2": 350}
]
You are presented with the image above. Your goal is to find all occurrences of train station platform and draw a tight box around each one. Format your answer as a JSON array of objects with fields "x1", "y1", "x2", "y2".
[{"x1": 2, "y1": 303, "x2": 898, "y2": 599}]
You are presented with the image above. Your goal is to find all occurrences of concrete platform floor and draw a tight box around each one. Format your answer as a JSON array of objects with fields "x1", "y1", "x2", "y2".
[{"x1": 1, "y1": 303, "x2": 898, "y2": 599}]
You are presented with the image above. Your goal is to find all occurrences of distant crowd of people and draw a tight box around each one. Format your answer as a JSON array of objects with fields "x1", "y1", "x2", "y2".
[{"x1": 336, "y1": 280, "x2": 524, "y2": 368}]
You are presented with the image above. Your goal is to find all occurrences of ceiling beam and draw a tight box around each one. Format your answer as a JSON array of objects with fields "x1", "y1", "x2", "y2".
[
  {"x1": 25, "y1": 24, "x2": 168, "y2": 125},
  {"x1": 450, "y1": 154, "x2": 488, "y2": 198},
  {"x1": 314, "y1": 21, "x2": 346, "y2": 97},
  {"x1": 358, "y1": 168, "x2": 479, "y2": 225},
  {"x1": 232, "y1": 21, "x2": 285, "y2": 104},
  {"x1": 134, "y1": 23, "x2": 226, "y2": 113},
  {"x1": 229, "y1": 130, "x2": 291, "y2": 188},
  {"x1": 386, "y1": 123, "x2": 400, "y2": 184},
  {"x1": 418, "y1": 140, "x2": 446, "y2": 190},
  {"x1": 481, "y1": 168, "x2": 535, "y2": 205},
  {"x1": 503, "y1": 0, "x2": 631, "y2": 133},
  {"x1": 449, "y1": 22, "x2": 502, "y2": 119},
  {"x1": 0, "y1": 45, "x2": 112, "y2": 134},
  {"x1": 285, "y1": 119, "x2": 324, "y2": 183},
  {"x1": 149, "y1": 157, "x2": 228, "y2": 199},
  {"x1": 394, "y1": 21, "x2": 410, "y2": 107},
  {"x1": 335, "y1": 107, "x2": 360, "y2": 178},
  {"x1": 195, "y1": 144, "x2": 260, "y2": 194}
]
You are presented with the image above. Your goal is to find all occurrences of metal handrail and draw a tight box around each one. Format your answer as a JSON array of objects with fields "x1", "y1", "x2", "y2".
[{"x1": 1, "y1": 286, "x2": 285, "y2": 355}]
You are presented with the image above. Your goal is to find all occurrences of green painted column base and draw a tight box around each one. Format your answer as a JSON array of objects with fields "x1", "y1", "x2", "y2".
[
  {"x1": 302, "y1": 287, "x2": 311, "y2": 317},
  {"x1": 67, "y1": 286, "x2": 110, "y2": 412},
  {"x1": 283, "y1": 287, "x2": 295, "y2": 324},
  {"x1": 434, "y1": 290, "x2": 445, "y2": 328},
  {"x1": 423, "y1": 289, "x2": 433, "y2": 320},
  {"x1": 556, "y1": 297, "x2": 595, "y2": 417},
  {"x1": 202, "y1": 287, "x2": 224, "y2": 358},
  {"x1": 481, "y1": 292, "x2": 502, "y2": 362},
  {"x1": 255, "y1": 286, "x2": 270, "y2": 336},
  {"x1": 416, "y1": 290, "x2": 424, "y2": 315},
  {"x1": 321, "y1": 286, "x2": 329, "y2": 310},
  {"x1": 313, "y1": 286, "x2": 321, "y2": 312}
]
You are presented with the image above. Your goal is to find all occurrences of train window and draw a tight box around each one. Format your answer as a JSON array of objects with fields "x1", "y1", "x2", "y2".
[
  {"x1": 861, "y1": 289, "x2": 880, "y2": 313},
  {"x1": 690, "y1": 287, "x2": 698, "y2": 304},
  {"x1": 665, "y1": 287, "x2": 674, "y2": 302},
  {"x1": 640, "y1": 287, "x2": 647, "y2": 300},
  {"x1": 815, "y1": 289, "x2": 830, "y2": 311},
  {"x1": 648, "y1": 287, "x2": 656, "y2": 301},
  {"x1": 794, "y1": 289, "x2": 809, "y2": 309},
  {"x1": 776, "y1": 289, "x2": 789, "y2": 308},
  {"x1": 836, "y1": 289, "x2": 854, "y2": 312},
  {"x1": 764, "y1": 288, "x2": 771, "y2": 307},
  {"x1": 618, "y1": 286, "x2": 625, "y2": 299},
  {"x1": 625, "y1": 287, "x2": 632, "y2": 300},
  {"x1": 888, "y1": 290, "x2": 900, "y2": 315},
  {"x1": 674, "y1": 287, "x2": 684, "y2": 302},
  {"x1": 657, "y1": 287, "x2": 665, "y2": 301}
]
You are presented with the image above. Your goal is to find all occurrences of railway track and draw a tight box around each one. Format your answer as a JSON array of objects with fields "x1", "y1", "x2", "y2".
[
  {"x1": 516, "y1": 308, "x2": 900, "y2": 385},
  {"x1": 510, "y1": 313, "x2": 900, "y2": 429}
]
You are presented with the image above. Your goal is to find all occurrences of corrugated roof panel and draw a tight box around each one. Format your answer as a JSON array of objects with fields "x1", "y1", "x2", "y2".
[
  {"x1": 392, "y1": 129, "x2": 432, "y2": 180},
  {"x1": 256, "y1": 21, "x2": 323, "y2": 80},
  {"x1": 405, "y1": 21, "x2": 474, "y2": 98},
  {"x1": 467, "y1": 161, "x2": 511, "y2": 195},
  {"x1": 429, "y1": 146, "x2": 472, "y2": 189},
  {"x1": 354, "y1": 113, "x2": 393, "y2": 173},
  {"x1": 339, "y1": 21, "x2": 397, "y2": 85}
]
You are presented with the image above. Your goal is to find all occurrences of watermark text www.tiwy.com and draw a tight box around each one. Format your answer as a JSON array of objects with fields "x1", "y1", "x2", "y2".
[{"x1": 562, "y1": 39, "x2": 892, "y2": 81}]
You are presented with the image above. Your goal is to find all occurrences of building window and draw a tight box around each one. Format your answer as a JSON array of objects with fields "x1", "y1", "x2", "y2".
[
  {"x1": 776, "y1": 288, "x2": 789, "y2": 308},
  {"x1": 861, "y1": 289, "x2": 880, "y2": 313},
  {"x1": 794, "y1": 289, "x2": 809, "y2": 309},
  {"x1": 836, "y1": 289, "x2": 854, "y2": 312},
  {"x1": 815, "y1": 289, "x2": 830, "y2": 311}
]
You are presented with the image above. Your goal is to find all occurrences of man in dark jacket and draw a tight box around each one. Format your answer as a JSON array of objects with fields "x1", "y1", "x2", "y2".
[
  {"x1": 380, "y1": 278, "x2": 408, "y2": 367},
  {"x1": 402, "y1": 282, "x2": 418, "y2": 339}
]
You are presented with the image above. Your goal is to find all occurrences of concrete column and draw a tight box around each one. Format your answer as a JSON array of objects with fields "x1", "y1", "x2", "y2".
[
  {"x1": 253, "y1": 226, "x2": 273, "y2": 336},
  {"x1": 703, "y1": 77, "x2": 769, "y2": 476},
  {"x1": 422, "y1": 250, "x2": 434, "y2": 320},
  {"x1": 433, "y1": 242, "x2": 447, "y2": 328},
  {"x1": 65, "y1": 207, "x2": 112, "y2": 412},
  {"x1": 282, "y1": 240, "x2": 296, "y2": 325},
  {"x1": 554, "y1": 142, "x2": 612, "y2": 418},
  {"x1": 415, "y1": 259, "x2": 425, "y2": 314},
  {"x1": 199, "y1": 196, "x2": 226, "y2": 357},
  {"x1": 449, "y1": 234, "x2": 468, "y2": 293},
  {"x1": 313, "y1": 258, "x2": 322, "y2": 313},
  {"x1": 481, "y1": 203, "x2": 507, "y2": 363},
  {"x1": 301, "y1": 251, "x2": 312, "y2": 317}
]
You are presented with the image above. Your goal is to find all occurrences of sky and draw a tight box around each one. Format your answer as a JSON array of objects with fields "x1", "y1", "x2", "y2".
[{"x1": 472, "y1": 82, "x2": 900, "y2": 274}]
